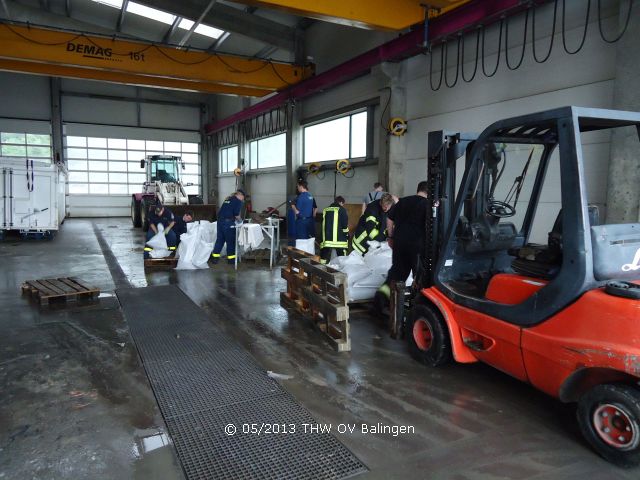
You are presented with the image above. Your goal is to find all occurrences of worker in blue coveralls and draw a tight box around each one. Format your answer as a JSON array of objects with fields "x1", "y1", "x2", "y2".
[
  {"x1": 291, "y1": 180, "x2": 315, "y2": 241},
  {"x1": 211, "y1": 189, "x2": 245, "y2": 264},
  {"x1": 144, "y1": 202, "x2": 176, "y2": 259},
  {"x1": 287, "y1": 191, "x2": 317, "y2": 245}
]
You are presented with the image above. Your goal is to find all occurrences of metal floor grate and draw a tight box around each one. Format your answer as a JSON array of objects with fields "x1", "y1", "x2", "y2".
[{"x1": 117, "y1": 285, "x2": 367, "y2": 480}]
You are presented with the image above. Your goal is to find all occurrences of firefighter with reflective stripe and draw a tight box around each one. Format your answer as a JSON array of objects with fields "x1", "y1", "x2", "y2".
[
  {"x1": 144, "y1": 202, "x2": 176, "y2": 259},
  {"x1": 211, "y1": 189, "x2": 245, "y2": 264},
  {"x1": 352, "y1": 193, "x2": 394, "y2": 255},
  {"x1": 320, "y1": 196, "x2": 349, "y2": 264}
]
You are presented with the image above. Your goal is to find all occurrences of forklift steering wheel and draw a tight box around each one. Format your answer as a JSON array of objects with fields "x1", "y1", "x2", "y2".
[{"x1": 486, "y1": 200, "x2": 516, "y2": 218}]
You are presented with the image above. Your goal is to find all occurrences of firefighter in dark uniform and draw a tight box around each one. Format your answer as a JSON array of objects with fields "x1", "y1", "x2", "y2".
[
  {"x1": 352, "y1": 193, "x2": 394, "y2": 255},
  {"x1": 144, "y1": 203, "x2": 177, "y2": 258},
  {"x1": 377, "y1": 181, "x2": 430, "y2": 301},
  {"x1": 291, "y1": 180, "x2": 315, "y2": 240},
  {"x1": 211, "y1": 190, "x2": 245, "y2": 264},
  {"x1": 320, "y1": 196, "x2": 349, "y2": 264},
  {"x1": 173, "y1": 211, "x2": 193, "y2": 246}
]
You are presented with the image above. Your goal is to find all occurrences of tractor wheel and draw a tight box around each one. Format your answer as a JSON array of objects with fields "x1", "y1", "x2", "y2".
[
  {"x1": 140, "y1": 198, "x2": 150, "y2": 232},
  {"x1": 406, "y1": 302, "x2": 451, "y2": 367},
  {"x1": 577, "y1": 383, "x2": 640, "y2": 467},
  {"x1": 188, "y1": 194, "x2": 204, "y2": 205},
  {"x1": 131, "y1": 196, "x2": 142, "y2": 227}
]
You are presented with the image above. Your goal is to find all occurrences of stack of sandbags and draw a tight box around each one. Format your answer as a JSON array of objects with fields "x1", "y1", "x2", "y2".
[
  {"x1": 329, "y1": 241, "x2": 392, "y2": 302},
  {"x1": 176, "y1": 220, "x2": 216, "y2": 270}
]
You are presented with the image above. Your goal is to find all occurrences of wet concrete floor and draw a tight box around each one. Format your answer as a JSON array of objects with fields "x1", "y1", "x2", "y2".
[{"x1": 0, "y1": 217, "x2": 637, "y2": 479}]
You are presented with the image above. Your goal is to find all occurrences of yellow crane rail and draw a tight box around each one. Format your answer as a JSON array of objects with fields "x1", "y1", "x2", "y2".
[
  {"x1": 235, "y1": 0, "x2": 471, "y2": 30},
  {"x1": 0, "y1": 22, "x2": 314, "y2": 95}
]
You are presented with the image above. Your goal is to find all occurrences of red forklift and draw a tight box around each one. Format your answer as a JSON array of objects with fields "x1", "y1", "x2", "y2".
[{"x1": 405, "y1": 107, "x2": 640, "y2": 466}]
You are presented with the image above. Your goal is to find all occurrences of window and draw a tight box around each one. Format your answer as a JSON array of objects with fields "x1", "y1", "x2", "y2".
[
  {"x1": 90, "y1": 0, "x2": 224, "y2": 39},
  {"x1": 304, "y1": 111, "x2": 367, "y2": 163},
  {"x1": 1, "y1": 132, "x2": 52, "y2": 162},
  {"x1": 219, "y1": 145, "x2": 238, "y2": 174},
  {"x1": 65, "y1": 136, "x2": 200, "y2": 195},
  {"x1": 249, "y1": 133, "x2": 286, "y2": 170}
]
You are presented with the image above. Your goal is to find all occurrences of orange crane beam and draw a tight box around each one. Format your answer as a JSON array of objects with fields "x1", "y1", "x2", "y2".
[
  {"x1": 0, "y1": 22, "x2": 313, "y2": 95},
  {"x1": 234, "y1": 0, "x2": 471, "y2": 30}
]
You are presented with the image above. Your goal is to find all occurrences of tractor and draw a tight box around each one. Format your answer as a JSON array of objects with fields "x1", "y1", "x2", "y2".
[
  {"x1": 130, "y1": 155, "x2": 215, "y2": 228},
  {"x1": 400, "y1": 107, "x2": 640, "y2": 466}
]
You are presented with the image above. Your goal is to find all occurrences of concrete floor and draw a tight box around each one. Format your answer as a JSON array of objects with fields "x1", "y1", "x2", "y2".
[{"x1": 0, "y1": 217, "x2": 637, "y2": 479}]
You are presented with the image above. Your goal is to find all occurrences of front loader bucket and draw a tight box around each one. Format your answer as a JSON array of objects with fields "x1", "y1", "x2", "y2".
[{"x1": 171, "y1": 204, "x2": 217, "y2": 222}]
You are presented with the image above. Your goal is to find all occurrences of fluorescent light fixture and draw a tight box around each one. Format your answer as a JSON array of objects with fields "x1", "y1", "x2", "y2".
[
  {"x1": 178, "y1": 18, "x2": 224, "y2": 40},
  {"x1": 126, "y1": 2, "x2": 176, "y2": 25},
  {"x1": 92, "y1": 0, "x2": 123, "y2": 8}
]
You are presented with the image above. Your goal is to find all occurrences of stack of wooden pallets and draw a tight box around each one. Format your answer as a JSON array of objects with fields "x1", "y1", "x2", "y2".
[{"x1": 280, "y1": 247, "x2": 351, "y2": 352}]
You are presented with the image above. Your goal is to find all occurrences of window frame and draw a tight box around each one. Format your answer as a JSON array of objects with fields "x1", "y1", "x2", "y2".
[
  {"x1": 218, "y1": 145, "x2": 239, "y2": 175},
  {"x1": 0, "y1": 132, "x2": 53, "y2": 162},
  {"x1": 248, "y1": 132, "x2": 287, "y2": 171},
  {"x1": 302, "y1": 107, "x2": 372, "y2": 165}
]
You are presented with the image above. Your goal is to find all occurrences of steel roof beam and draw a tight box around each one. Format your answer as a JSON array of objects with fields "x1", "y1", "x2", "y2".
[
  {"x1": 116, "y1": 0, "x2": 128, "y2": 32},
  {"x1": 135, "y1": 0, "x2": 296, "y2": 51}
]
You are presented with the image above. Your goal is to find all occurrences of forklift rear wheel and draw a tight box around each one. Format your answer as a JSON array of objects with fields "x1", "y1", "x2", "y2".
[
  {"x1": 577, "y1": 383, "x2": 640, "y2": 467},
  {"x1": 131, "y1": 197, "x2": 142, "y2": 227},
  {"x1": 406, "y1": 304, "x2": 451, "y2": 367}
]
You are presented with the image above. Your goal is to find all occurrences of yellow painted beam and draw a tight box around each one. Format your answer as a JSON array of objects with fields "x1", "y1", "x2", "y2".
[
  {"x1": 238, "y1": 0, "x2": 471, "y2": 30},
  {"x1": 0, "y1": 23, "x2": 313, "y2": 92},
  {"x1": 0, "y1": 59, "x2": 274, "y2": 96}
]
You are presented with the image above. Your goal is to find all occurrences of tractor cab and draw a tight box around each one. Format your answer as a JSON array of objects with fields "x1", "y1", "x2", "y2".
[
  {"x1": 140, "y1": 155, "x2": 188, "y2": 206},
  {"x1": 145, "y1": 155, "x2": 182, "y2": 184},
  {"x1": 410, "y1": 107, "x2": 640, "y2": 466}
]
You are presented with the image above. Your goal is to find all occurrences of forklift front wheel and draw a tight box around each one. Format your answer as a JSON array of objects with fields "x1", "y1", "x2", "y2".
[
  {"x1": 406, "y1": 304, "x2": 451, "y2": 367},
  {"x1": 577, "y1": 383, "x2": 640, "y2": 467}
]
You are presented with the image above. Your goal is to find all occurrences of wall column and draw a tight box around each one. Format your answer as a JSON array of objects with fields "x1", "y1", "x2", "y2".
[
  {"x1": 49, "y1": 77, "x2": 63, "y2": 166},
  {"x1": 606, "y1": 0, "x2": 640, "y2": 222}
]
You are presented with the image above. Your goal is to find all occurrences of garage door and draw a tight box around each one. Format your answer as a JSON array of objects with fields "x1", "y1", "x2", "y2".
[{"x1": 64, "y1": 124, "x2": 200, "y2": 217}]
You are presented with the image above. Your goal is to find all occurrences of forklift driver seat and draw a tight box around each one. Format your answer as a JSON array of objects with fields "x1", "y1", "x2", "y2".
[{"x1": 510, "y1": 206, "x2": 599, "y2": 279}]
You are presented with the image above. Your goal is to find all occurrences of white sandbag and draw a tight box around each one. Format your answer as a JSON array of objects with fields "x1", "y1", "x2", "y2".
[
  {"x1": 146, "y1": 224, "x2": 170, "y2": 258},
  {"x1": 349, "y1": 286, "x2": 379, "y2": 302},
  {"x1": 176, "y1": 221, "x2": 214, "y2": 269},
  {"x1": 341, "y1": 264, "x2": 371, "y2": 286},
  {"x1": 296, "y1": 238, "x2": 315, "y2": 255}
]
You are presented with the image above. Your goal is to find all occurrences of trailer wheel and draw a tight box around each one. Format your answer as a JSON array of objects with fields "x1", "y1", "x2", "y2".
[
  {"x1": 577, "y1": 384, "x2": 640, "y2": 467},
  {"x1": 406, "y1": 303, "x2": 451, "y2": 366},
  {"x1": 131, "y1": 196, "x2": 142, "y2": 227}
]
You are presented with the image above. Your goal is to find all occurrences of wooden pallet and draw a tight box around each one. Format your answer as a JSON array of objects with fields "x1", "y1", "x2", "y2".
[
  {"x1": 21, "y1": 277, "x2": 100, "y2": 305},
  {"x1": 280, "y1": 247, "x2": 351, "y2": 352},
  {"x1": 144, "y1": 257, "x2": 178, "y2": 271},
  {"x1": 280, "y1": 247, "x2": 318, "y2": 310}
]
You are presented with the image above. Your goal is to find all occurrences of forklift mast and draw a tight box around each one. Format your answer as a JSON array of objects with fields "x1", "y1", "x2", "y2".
[{"x1": 420, "y1": 131, "x2": 477, "y2": 289}]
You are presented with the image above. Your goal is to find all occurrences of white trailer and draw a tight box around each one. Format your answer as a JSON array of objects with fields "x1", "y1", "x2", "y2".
[{"x1": 1, "y1": 158, "x2": 66, "y2": 239}]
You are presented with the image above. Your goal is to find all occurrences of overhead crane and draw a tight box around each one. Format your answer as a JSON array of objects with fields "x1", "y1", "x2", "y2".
[{"x1": 0, "y1": 22, "x2": 314, "y2": 96}]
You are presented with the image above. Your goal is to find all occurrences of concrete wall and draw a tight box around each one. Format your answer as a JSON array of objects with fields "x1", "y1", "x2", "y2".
[
  {"x1": 211, "y1": 0, "x2": 629, "y2": 239},
  {"x1": 388, "y1": 1, "x2": 620, "y2": 241}
]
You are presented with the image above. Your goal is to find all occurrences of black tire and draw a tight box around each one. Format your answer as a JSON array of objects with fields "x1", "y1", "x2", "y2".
[
  {"x1": 406, "y1": 301, "x2": 452, "y2": 366},
  {"x1": 188, "y1": 195, "x2": 204, "y2": 205},
  {"x1": 141, "y1": 199, "x2": 150, "y2": 232},
  {"x1": 131, "y1": 196, "x2": 142, "y2": 227},
  {"x1": 577, "y1": 384, "x2": 640, "y2": 467}
]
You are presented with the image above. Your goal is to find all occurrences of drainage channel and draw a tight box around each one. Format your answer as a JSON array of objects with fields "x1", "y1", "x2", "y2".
[{"x1": 117, "y1": 284, "x2": 367, "y2": 480}]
